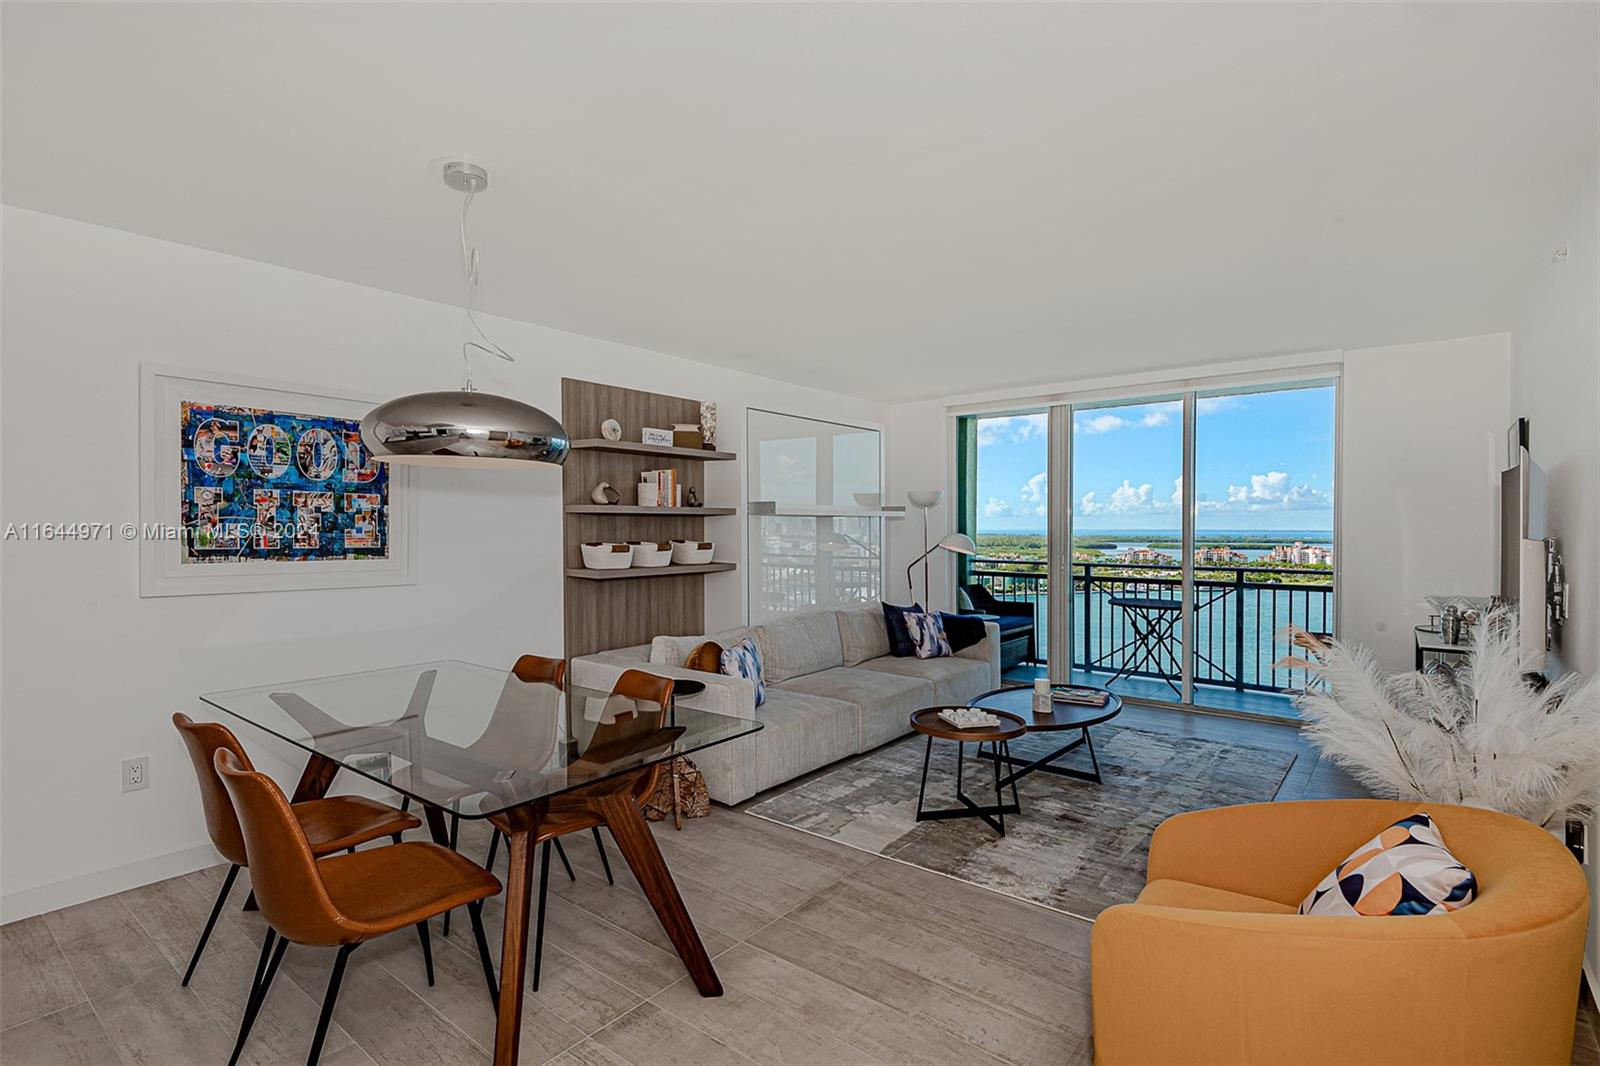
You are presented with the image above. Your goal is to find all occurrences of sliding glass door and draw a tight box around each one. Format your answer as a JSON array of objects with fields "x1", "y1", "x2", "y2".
[{"x1": 957, "y1": 378, "x2": 1337, "y2": 718}]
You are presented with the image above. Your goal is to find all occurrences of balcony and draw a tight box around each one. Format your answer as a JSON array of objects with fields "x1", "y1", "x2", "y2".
[{"x1": 965, "y1": 557, "x2": 1334, "y2": 718}]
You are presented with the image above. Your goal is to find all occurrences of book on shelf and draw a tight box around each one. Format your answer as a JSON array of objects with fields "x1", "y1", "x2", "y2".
[{"x1": 638, "y1": 468, "x2": 680, "y2": 508}]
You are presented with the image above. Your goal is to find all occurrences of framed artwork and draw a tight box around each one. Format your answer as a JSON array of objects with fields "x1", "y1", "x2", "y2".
[{"x1": 139, "y1": 364, "x2": 417, "y2": 596}]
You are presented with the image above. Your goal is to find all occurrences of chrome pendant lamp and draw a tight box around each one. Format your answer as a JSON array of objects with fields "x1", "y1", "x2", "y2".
[{"x1": 361, "y1": 161, "x2": 569, "y2": 468}]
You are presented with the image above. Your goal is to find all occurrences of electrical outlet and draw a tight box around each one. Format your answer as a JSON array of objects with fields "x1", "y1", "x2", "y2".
[
  {"x1": 122, "y1": 756, "x2": 149, "y2": 793},
  {"x1": 1566, "y1": 819, "x2": 1587, "y2": 865}
]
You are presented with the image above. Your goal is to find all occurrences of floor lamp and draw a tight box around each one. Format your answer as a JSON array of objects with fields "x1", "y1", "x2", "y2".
[{"x1": 905, "y1": 491, "x2": 975, "y2": 606}]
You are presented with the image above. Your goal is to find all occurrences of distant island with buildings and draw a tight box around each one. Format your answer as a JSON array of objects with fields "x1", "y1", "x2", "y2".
[{"x1": 972, "y1": 530, "x2": 1334, "y2": 583}]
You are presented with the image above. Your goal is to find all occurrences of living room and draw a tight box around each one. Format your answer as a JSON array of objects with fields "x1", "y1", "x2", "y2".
[{"x1": 2, "y1": 3, "x2": 1597, "y2": 1064}]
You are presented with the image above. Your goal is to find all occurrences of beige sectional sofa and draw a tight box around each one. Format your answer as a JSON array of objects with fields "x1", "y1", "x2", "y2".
[{"x1": 570, "y1": 606, "x2": 1001, "y2": 804}]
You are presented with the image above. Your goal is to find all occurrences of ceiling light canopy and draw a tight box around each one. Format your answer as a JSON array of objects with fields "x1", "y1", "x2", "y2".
[{"x1": 361, "y1": 161, "x2": 569, "y2": 468}]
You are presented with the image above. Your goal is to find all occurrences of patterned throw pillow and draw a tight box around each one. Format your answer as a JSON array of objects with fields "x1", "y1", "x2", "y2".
[
  {"x1": 902, "y1": 609, "x2": 952, "y2": 659},
  {"x1": 1299, "y1": 812, "x2": 1477, "y2": 916},
  {"x1": 719, "y1": 637, "x2": 767, "y2": 707}
]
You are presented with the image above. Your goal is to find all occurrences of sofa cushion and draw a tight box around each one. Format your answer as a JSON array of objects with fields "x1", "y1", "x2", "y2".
[
  {"x1": 689, "y1": 689, "x2": 858, "y2": 805},
  {"x1": 903, "y1": 609, "x2": 952, "y2": 659},
  {"x1": 1299, "y1": 812, "x2": 1477, "y2": 917},
  {"x1": 854, "y1": 654, "x2": 993, "y2": 706},
  {"x1": 836, "y1": 606, "x2": 891, "y2": 666},
  {"x1": 881, "y1": 601, "x2": 922, "y2": 657},
  {"x1": 775, "y1": 666, "x2": 934, "y2": 751},
  {"x1": 761, "y1": 611, "x2": 844, "y2": 683},
  {"x1": 651, "y1": 626, "x2": 760, "y2": 668},
  {"x1": 1137, "y1": 879, "x2": 1295, "y2": 915}
]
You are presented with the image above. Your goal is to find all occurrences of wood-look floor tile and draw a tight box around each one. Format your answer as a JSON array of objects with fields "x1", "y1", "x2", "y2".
[
  {"x1": 682, "y1": 941, "x2": 1009, "y2": 1066},
  {"x1": 91, "y1": 969, "x2": 237, "y2": 1066},
  {"x1": 0, "y1": 1002, "x2": 119, "y2": 1065},
  {"x1": 449, "y1": 895, "x2": 645, "y2": 1035},
  {"x1": 545, "y1": 1035, "x2": 643, "y2": 1066},
  {"x1": 188, "y1": 930, "x2": 357, "y2": 1065},
  {"x1": 649, "y1": 968, "x2": 880, "y2": 1065},
  {"x1": 536, "y1": 895, "x2": 708, "y2": 1000},
  {"x1": 749, "y1": 919, "x2": 1085, "y2": 1066},
  {"x1": 589, "y1": 1001, "x2": 755, "y2": 1066},
  {"x1": 365, "y1": 919, "x2": 587, "y2": 1063},
  {"x1": 277, "y1": 943, "x2": 490, "y2": 1065},
  {"x1": 548, "y1": 871, "x2": 739, "y2": 962},
  {"x1": 43, "y1": 896, "x2": 173, "y2": 1003},
  {"x1": 0, "y1": 916, "x2": 86, "y2": 1029},
  {"x1": 116, "y1": 863, "x2": 255, "y2": 974}
]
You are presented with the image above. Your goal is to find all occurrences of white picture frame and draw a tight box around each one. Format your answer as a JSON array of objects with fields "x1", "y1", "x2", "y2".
[{"x1": 139, "y1": 364, "x2": 417, "y2": 597}]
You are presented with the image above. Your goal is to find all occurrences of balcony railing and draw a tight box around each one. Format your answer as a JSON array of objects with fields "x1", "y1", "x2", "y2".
[{"x1": 965, "y1": 557, "x2": 1333, "y2": 694}]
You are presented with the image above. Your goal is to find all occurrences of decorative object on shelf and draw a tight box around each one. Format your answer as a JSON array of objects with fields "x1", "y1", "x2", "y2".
[
  {"x1": 672, "y1": 423, "x2": 704, "y2": 450},
  {"x1": 628, "y1": 541, "x2": 672, "y2": 568},
  {"x1": 685, "y1": 486, "x2": 702, "y2": 508},
  {"x1": 360, "y1": 161, "x2": 568, "y2": 468},
  {"x1": 589, "y1": 481, "x2": 620, "y2": 506},
  {"x1": 937, "y1": 707, "x2": 1001, "y2": 730},
  {"x1": 641, "y1": 427, "x2": 674, "y2": 448},
  {"x1": 600, "y1": 418, "x2": 623, "y2": 442},
  {"x1": 698, "y1": 401, "x2": 718, "y2": 449},
  {"x1": 1295, "y1": 609, "x2": 1600, "y2": 827},
  {"x1": 853, "y1": 492, "x2": 881, "y2": 508},
  {"x1": 140, "y1": 365, "x2": 417, "y2": 597},
  {"x1": 670, "y1": 540, "x2": 715, "y2": 565},
  {"x1": 580, "y1": 542, "x2": 634, "y2": 570}
]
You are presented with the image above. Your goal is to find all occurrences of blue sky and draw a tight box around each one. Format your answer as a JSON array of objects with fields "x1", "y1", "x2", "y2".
[{"x1": 973, "y1": 385, "x2": 1336, "y2": 533}]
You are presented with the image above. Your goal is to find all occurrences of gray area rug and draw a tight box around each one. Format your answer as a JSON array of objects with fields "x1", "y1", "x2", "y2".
[{"x1": 746, "y1": 724, "x2": 1297, "y2": 918}]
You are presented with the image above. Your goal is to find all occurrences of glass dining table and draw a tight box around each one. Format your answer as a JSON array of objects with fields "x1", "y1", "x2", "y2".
[{"x1": 201, "y1": 659, "x2": 761, "y2": 1066}]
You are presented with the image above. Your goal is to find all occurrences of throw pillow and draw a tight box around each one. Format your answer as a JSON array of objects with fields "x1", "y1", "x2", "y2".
[
  {"x1": 903, "y1": 609, "x2": 952, "y2": 659},
  {"x1": 881, "y1": 601, "x2": 923, "y2": 658},
  {"x1": 939, "y1": 612, "x2": 986, "y2": 653},
  {"x1": 684, "y1": 640, "x2": 723, "y2": 673},
  {"x1": 1299, "y1": 812, "x2": 1477, "y2": 916},
  {"x1": 719, "y1": 637, "x2": 767, "y2": 707}
]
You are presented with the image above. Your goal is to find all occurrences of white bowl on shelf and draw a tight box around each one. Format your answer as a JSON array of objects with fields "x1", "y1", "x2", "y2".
[
  {"x1": 670, "y1": 540, "x2": 715, "y2": 566},
  {"x1": 581, "y1": 542, "x2": 634, "y2": 569},
  {"x1": 628, "y1": 541, "x2": 673, "y2": 568}
]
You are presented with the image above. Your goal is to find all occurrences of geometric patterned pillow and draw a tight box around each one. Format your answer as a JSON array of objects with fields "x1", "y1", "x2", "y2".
[
  {"x1": 1299, "y1": 812, "x2": 1477, "y2": 916},
  {"x1": 902, "y1": 609, "x2": 952, "y2": 659}
]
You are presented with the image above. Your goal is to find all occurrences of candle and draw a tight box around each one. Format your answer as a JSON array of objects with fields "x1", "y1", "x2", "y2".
[{"x1": 1033, "y1": 677, "x2": 1050, "y2": 716}]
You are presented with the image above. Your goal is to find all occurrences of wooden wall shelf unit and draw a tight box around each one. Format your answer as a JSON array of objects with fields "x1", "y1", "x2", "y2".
[{"x1": 561, "y1": 379, "x2": 737, "y2": 658}]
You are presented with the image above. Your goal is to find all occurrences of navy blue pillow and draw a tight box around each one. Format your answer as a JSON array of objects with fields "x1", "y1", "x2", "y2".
[
  {"x1": 939, "y1": 612, "x2": 986, "y2": 653},
  {"x1": 881, "y1": 601, "x2": 923, "y2": 658}
]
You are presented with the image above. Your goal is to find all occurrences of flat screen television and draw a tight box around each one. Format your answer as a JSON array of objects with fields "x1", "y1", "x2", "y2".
[{"x1": 1499, "y1": 418, "x2": 1548, "y2": 671}]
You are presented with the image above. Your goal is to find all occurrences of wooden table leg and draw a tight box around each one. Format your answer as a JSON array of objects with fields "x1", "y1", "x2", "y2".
[
  {"x1": 488, "y1": 803, "x2": 544, "y2": 1066},
  {"x1": 590, "y1": 785, "x2": 721, "y2": 996},
  {"x1": 670, "y1": 759, "x2": 683, "y2": 831}
]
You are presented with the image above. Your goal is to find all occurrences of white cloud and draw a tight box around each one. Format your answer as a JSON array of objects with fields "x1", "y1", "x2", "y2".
[
  {"x1": 1214, "y1": 470, "x2": 1331, "y2": 512},
  {"x1": 1196, "y1": 395, "x2": 1241, "y2": 416},
  {"x1": 976, "y1": 412, "x2": 1047, "y2": 446},
  {"x1": 1078, "y1": 414, "x2": 1128, "y2": 435},
  {"x1": 1019, "y1": 470, "x2": 1048, "y2": 516},
  {"x1": 1079, "y1": 491, "x2": 1100, "y2": 516},
  {"x1": 982, "y1": 497, "x2": 1014, "y2": 518}
]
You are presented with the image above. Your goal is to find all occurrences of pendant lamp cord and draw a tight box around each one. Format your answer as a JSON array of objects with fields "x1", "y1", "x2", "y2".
[{"x1": 458, "y1": 182, "x2": 515, "y2": 392}]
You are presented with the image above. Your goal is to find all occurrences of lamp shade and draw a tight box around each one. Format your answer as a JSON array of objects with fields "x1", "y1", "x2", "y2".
[
  {"x1": 906, "y1": 490, "x2": 945, "y2": 509},
  {"x1": 937, "y1": 532, "x2": 977, "y2": 555},
  {"x1": 361, "y1": 390, "x2": 569, "y2": 468}
]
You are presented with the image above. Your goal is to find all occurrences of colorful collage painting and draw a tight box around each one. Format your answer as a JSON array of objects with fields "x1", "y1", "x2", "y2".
[{"x1": 180, "y1": 401, "x2": 389, "y2": 563}]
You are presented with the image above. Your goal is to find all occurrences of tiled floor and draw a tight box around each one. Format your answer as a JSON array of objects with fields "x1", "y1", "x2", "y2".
[{"x1": 3, "y1": 706, "x2": 1597, "y2": 1065}]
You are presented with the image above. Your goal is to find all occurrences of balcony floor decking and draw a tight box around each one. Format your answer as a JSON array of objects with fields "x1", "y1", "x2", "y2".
[{"x1": 1001, "y1": 663, "x2": 1301, "y2": 720}]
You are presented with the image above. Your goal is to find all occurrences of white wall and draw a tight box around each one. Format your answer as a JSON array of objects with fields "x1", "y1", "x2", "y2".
[
  {"x1": 1508, "y1": 154, "x2": 1599, "y2": 985},
  {"x1": 886, "y1": 400, "x2": 957, "y2": 611},
  {"x1": 1339, "y1": 334, "x2": 1511, "y2": 670},
  {"x1": 0, "y1": 207, "x2": 888, "y2": 920}
]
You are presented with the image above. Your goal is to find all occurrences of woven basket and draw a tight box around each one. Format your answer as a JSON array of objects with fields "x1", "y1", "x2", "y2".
[{"x1": 643, "y1": 756, "x2": 709, "y2": 824}]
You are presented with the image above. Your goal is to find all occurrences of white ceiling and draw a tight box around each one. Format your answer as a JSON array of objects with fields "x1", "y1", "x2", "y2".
[{"x1": 4, "y1": 2, "x2": 1595, "y2": 402}]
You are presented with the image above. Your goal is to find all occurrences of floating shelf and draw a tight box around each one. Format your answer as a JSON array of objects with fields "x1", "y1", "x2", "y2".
[
  {"x1": 569, "y1": 439, "x2": 737, "y2": 462},
  {"x1": 566, "y1": 505, "x2": 737, "y2": 516},
  {"x1": 748, "y1": 501, "x2": 906, "y2": 518},
  {"x1": 565, "y1": 562, "x2": 737, "y2": 581}
]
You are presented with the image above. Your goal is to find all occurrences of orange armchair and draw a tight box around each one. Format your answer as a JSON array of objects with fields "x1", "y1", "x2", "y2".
[{"x1": 1091, "y1": 799, "x2": 1589, "y2": 1065}]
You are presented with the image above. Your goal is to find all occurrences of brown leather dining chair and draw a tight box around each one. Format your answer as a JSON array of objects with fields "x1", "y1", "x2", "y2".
[
  {"x1": 215, "y1": 747, "x2": 503, "y2": 1066},
  {"x1": 482, "y1": 655, "x2": 617, "y2": 890},
  {"x1": 519, "y1": 668, "x2": 675, "y2": 991},
  {"x1": 172, "y1": 714, "x2": 422, "y2": 986}
]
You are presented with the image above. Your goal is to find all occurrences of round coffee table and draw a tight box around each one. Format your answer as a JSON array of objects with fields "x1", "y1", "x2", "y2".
[
  {"x1": 971, "y1": 685, "x2": 1123, "y2": 786},
  {"x1": 908, "y1": 706, "x2": 1027, "y2": 837}
]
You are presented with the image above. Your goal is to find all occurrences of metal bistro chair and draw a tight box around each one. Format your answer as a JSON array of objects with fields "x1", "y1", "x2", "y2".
[
  {"x1": 171, "y1": 714, "x2": 421, "y2": 986},
  {"x1": 215, "y1": 747, "x2": 502, "y2": 1066}
]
